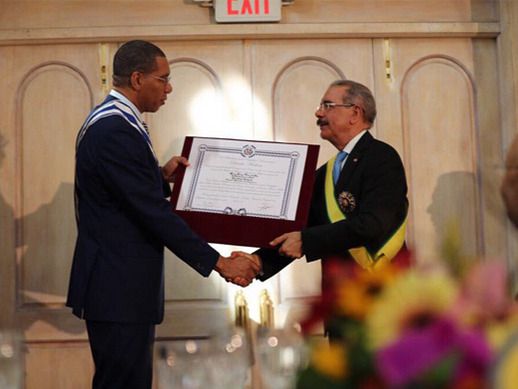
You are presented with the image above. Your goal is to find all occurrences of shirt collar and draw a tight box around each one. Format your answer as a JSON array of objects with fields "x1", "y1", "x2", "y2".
[
  {"x1": 109, "y1": 89, "x2": 143, "y2": 122},
  {"x1": 342, "y1": 130, "x2": 367, "y2": 154}
]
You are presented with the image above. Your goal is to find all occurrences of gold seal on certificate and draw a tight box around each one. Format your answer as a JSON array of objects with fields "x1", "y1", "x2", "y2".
[{"x1": 171, "y1": 137, "x2": 319, "y2": 248}]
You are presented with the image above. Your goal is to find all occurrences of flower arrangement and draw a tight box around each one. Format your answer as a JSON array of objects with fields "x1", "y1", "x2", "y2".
[{"x1": 296, "y1": 250, "x2": 518, "y2": 389}]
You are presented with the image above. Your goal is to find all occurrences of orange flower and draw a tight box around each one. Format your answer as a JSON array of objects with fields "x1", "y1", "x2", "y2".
[{"x1": 335, "y1": 264, "x2": 399, "y2": 320}]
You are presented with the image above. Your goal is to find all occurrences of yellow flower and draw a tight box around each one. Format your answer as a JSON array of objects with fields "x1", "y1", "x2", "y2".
[
  {"x1": 485, "y1": 313, "x2": 518, "y2": 350},
  {"x1": 336, "y1": 264, "x2": 399, "y2": 320},
  {"x1": 366, "y1": 270, "x2": 458, "y2": 349},
  {"x1": 492, "y1": 333, "x2": 518, "y2": 389},
  {"x1": 310, "y1": 341, "x2": 348, "y2": 380}
]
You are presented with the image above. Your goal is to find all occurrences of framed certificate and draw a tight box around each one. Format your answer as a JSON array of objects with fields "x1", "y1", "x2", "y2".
[{"x1": 170, "y1": 137, "x2": 319, "y2": 247}]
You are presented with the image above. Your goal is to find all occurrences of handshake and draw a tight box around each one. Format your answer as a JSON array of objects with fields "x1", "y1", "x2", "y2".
[{"x1": 214, "y1": 251, "x2": 261, "y2": 287}]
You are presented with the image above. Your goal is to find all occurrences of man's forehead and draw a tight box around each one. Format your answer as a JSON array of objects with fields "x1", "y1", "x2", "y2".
[{"x1": 154, "y1": 56, "x2": 170, "y2": 72}]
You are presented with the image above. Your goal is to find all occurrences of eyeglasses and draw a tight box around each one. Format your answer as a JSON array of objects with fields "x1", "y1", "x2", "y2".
[
  {"x1": 316, "y1": 102, "x2": 356, "y2": 111},
  {"x1": 149, "y1": 75, "x2": 172, "y2": 84}
]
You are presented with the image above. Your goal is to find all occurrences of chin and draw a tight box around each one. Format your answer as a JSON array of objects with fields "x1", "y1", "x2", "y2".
[{"x1": 319, "y1": 131, "x2": 330, "y2": 141}]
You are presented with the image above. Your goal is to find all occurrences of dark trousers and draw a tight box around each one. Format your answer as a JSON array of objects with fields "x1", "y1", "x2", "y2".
[{"x1": 86, "y1": 320, "x2": 155, "y2": 389}]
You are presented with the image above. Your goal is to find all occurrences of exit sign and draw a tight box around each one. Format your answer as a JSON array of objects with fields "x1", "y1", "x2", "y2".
[{"x1": 215, "y1": 0, "x2": 281, "y2": 23}]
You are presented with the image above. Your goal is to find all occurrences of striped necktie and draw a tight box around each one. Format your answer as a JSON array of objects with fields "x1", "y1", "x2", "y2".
[
  {"x1": 333, "y1": 151, "x2": 348, "y2": 184},
  {"x1": 142, "y1": 121, "x2": 149, "y2": 135},
  {"x1": 140, "y1": 121, "x2": 158, "y2": 162}
]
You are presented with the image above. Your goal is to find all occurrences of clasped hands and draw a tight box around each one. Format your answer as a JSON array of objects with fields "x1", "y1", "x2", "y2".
[
  {"x1": 216, "y1": 231, "x2": 304, "y2": 287},
  {"x1": 215, "y1": 253, "x2": 261, "y2": 287}
]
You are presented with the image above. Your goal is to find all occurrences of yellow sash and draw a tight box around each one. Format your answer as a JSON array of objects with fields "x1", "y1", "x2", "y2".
[{"x1": 324, "y1": 155, "x2": 407, "y2": 271}]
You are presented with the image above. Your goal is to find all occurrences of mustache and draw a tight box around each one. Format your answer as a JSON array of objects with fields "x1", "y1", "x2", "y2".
[{"x1": 317, "y1": 118, "x2": 328, "y2": 126}]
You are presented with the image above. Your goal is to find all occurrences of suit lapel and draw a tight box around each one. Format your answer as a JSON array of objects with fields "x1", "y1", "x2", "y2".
[{"x1": 335, "y1": 131, "x2": 373, "y2": 194}]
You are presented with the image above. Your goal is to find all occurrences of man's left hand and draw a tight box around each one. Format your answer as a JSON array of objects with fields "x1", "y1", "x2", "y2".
[
  {"x1": 270, "y1": 231, "x2": 303, "y2": 259},
  {"x1": 162, "y1": 156, "x2": 189, "y2": 183}
]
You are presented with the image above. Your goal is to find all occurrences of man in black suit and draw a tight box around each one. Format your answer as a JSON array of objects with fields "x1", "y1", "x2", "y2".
[
  {"x1": 233, "y1": 80, "x2": 408, "y2": 280},
  {"x1": 66, "y1": 40, "x2": 259, "y2": 389}
]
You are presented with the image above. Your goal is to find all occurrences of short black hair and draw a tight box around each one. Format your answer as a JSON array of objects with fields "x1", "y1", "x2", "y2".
[{"x1": 113, "y1": 40, "x2": 166, "y2": 86}]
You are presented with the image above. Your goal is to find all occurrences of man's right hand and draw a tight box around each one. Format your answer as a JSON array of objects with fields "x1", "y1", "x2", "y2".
[
  {"x1": 215, "y1": 254, "x2": 261, "y2": 287},
  {"x1": 227, "y1": 251, "x2": 262, "y2": 286}
]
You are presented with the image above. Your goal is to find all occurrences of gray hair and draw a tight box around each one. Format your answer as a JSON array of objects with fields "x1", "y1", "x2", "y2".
[{"x1": 330, "y1": 80, "x2": 377, "y2": 125}]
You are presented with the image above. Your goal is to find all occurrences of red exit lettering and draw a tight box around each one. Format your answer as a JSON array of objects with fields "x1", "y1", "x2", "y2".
[{"x1": 227, "y1": 0, "x2": 270, "y2": 15}]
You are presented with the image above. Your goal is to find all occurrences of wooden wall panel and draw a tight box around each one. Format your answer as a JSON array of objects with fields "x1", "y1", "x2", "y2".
[
  {"x1": 372, "y1": 38, "x2": 505, "y2": 266},
  {"x1": 402, "y1": 56, "x2": 481, "y2": 262},
  {"x1": 0, "y1": 44, "x2": 103, "y2": 339},
  {"x1": 0, "y1": 44, "x2": 102, "y2": 389},
  {"x1": 17, "y1": 63, "x2": 92, "y2": 306},
  {"x1": 470, "y1": 39, "x2": 506, "y2": 261},
  {"x1": 0, "y1": 45, "x2": 17, "y2": 327}
]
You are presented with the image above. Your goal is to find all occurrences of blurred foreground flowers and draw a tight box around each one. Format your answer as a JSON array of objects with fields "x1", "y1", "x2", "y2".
[{"x1": 296, "y1": 250, "x2": 518, "y2": 389}]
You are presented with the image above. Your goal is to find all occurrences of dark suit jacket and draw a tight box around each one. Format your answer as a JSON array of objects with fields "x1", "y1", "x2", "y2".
[
  {"x1": 66, "y1": 94, "x2": 219, "y2": 324},
  {"x1": 257, "y1": 131, "x2": 408, "y2": 280}
]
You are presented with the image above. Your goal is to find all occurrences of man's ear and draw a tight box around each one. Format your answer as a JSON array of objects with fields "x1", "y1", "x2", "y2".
[
  {"x1": 349, "y1": 105, "x2": 363, "y2": 125},
  {"x1": 129, "y1": 71, "x2": 143, "y2": 91}
]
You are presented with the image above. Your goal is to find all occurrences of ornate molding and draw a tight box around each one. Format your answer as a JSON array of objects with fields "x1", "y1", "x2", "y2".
[{"x1": 0, "y1": 22, "x2": 500, "y2": 46}]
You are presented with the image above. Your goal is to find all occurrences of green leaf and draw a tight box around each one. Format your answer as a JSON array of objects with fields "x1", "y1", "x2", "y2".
[{"x1": 418, "y1": 352, "x2": 459, "y2": 387}]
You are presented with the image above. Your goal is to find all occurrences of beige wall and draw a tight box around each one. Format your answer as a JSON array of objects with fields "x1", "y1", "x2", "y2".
[
  {"x1": 0, "y1": 0, "x2": 500, "y2": 45},
  {"x1": 1, "y1": 0, "x2": 517, "y2": 388}
]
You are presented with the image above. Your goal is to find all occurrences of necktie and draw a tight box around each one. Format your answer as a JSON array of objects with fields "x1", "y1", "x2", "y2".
[
  {"x1": 142, "y1": 121, "x2": 149, "y2": 135},
  {"x1": 333, "y1": 151, "x2": 347, "y2": 184},
  {"x1": 140, "y1": 121, "x2": 158, "y2": 162}
]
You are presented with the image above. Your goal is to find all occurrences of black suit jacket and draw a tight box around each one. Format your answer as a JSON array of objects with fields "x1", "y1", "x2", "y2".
[
  {"x1": 257, "y1": 131, "x2": 408, "y2": 279},
  {"x1": 66, "y1": 94, "x2": 219, "y2": 324}
]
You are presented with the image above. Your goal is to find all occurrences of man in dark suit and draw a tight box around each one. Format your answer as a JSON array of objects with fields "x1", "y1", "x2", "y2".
[
  {"x1": 66, "y1": 40, "x2": 259, "y2": 389},
  {"x1": 233, "y1": 80, "x2": 408, "y2": 281}
]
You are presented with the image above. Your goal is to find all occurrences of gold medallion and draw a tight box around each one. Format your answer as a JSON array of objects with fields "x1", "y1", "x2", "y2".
[{"x1": 338, "y1": 191, "x2": 356, "y2": 213}]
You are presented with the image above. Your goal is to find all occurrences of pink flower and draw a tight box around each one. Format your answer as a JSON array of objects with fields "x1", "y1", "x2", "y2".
[
  {"x1": 376, "y1": 318, "x2": 492, "y2": 387},
  {"x1": 455, "y1": 260, "x2": 511, "y2": 321}
]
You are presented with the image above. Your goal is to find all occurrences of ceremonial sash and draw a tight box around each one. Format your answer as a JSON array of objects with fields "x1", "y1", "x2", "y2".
[
  {"x1": 74, "y1": 94, "x2": 157, "y2": 222},
  {"x1": 76, "y1": 96, "x2": 156, "y2": 161},
  {"x1": 324, "y1": 155, "x2": 407, "y2": 271}
]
